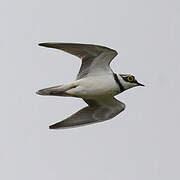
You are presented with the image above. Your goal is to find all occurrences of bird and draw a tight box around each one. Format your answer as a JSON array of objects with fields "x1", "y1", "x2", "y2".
[{"x1": 36, "y1": 43, "x2": 144, "y2": 129}]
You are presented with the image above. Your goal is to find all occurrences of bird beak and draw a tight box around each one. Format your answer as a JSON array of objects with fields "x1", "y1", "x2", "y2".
[{"x1": 137, "y1": 82, "x2": 145, "y2": 86}]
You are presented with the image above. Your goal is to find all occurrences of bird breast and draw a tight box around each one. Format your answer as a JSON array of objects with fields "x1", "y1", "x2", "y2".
[{"x1": 68, "y1": 75, "x2": 120, "y2": 98}]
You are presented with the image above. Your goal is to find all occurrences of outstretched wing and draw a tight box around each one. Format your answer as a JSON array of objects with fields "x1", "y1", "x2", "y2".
[
  {"x1": 39, "y1": 43, "x2": 118, "y2": 80},
  {"x1": 49, "y1": 97, "x2": 125, "y2": 129}
]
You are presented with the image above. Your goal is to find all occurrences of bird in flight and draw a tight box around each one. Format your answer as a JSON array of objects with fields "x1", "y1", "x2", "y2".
[{"x1": 37, "y1": 43, "x2": 144, "y2": 129}]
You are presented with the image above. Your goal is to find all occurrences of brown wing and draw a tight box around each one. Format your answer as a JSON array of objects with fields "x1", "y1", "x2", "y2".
[
  {"x1": 49, "y1": 98, "x2": 125, "y2": 129},
  {"x1": 39, "y1": 42, "x2": 118, "y2": 79}
]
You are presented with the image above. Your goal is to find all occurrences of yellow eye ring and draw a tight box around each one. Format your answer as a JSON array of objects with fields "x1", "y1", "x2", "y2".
[{"x1": 127, "y1": 76, "x2": 134, "y2": 82}]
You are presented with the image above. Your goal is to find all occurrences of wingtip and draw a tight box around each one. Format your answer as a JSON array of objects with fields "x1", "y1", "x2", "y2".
[
  {"x1": 38, "y1": 43, "x2": 49, "y2": 47},
  {"x1": 49, "y1": 123, "x2": 60, "y2": 129},
  {"x1": 49, "y1": 121, "x2": 70, "y2": 130},
  {"x1": 49, "y1": 125, "x2": 55, "y2": 129},
  {"x1": 38, "y1": 42, "x2": 61, "y2": 49},
  {"x1": 38, "y1": 43, "x2": 43, "y2": 46}
]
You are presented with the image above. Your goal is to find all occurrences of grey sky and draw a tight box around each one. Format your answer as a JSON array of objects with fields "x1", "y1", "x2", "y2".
[{"x1": 1, "y1": 0, "x2": 180, "y2": 179}]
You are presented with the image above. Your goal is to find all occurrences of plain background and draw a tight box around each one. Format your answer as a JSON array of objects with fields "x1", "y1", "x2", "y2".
[{"x1": 1, "y1": 0, "x2": 180, "y2": 179}]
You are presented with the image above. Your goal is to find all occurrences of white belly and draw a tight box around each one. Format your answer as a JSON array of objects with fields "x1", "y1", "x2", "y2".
[{"x1": 66, "y1": 75, "x2": 120, "y2": 98}]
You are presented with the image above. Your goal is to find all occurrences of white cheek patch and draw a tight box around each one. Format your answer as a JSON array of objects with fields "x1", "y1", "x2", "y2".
[
  {"x1": 121, "y1": 81, "x2": 136, "y2": 89},
  {"x1": 128, "y1": 82, "x2": 137, "y2": 88}
]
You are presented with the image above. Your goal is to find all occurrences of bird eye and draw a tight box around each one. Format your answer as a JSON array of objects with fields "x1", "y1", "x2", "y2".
[{"x1": 127, "y1": 76, "x2": 134, "y2": 82}]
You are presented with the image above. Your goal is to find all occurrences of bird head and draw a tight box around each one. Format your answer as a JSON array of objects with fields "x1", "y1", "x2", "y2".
[{"x1": 118, "y1": 74, "x2": 144, "y2": 91}]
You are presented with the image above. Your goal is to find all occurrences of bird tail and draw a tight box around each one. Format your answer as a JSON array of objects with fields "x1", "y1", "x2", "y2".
[
  {"x1": 36, "y1": 83, "x2": 78, "y2": 97},
  {"x1": 36, "y1": 85, "x2": 66, "y2": 96}
]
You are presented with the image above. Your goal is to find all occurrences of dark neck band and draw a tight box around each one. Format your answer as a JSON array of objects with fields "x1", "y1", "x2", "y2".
[{"x1": 113, "y1": 73, "x2": 124, "y2": 92}]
